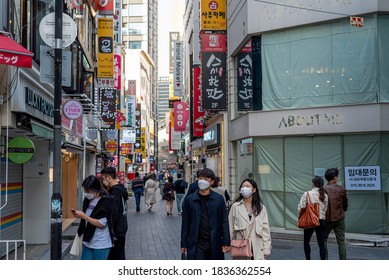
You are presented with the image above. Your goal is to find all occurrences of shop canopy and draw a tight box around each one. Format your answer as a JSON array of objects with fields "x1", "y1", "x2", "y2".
[{"x1": 0, "y1": 33, "x2": 33, "y2": 68}]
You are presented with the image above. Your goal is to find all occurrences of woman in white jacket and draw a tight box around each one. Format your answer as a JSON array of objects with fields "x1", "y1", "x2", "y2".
[
  {"x1": 228, "y1": 178, "x2": 271, "y2": 260},
  {"x1": 297, "y1": 176, "x2": 328, "y2": 260}
]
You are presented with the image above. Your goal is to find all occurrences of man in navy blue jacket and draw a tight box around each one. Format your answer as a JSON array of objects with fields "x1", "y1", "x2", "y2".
[{"x1": 180, "y1": 168, "x2": 230, "y2": 260}]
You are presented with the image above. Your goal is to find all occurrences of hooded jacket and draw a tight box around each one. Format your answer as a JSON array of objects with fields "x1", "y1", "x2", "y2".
[{"x1": 109, "y1": 184, "x2": 129, "y2": 237}]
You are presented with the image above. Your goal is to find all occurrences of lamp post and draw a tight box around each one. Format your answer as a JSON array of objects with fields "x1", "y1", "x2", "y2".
[{"x1": 50, "y1": 0, "x2": 63, "y2": 260}]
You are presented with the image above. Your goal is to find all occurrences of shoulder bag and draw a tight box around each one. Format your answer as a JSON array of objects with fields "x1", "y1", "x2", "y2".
[
  {"x1": 230, "y1": 218, "x2": 255, "y2": 258},
  {"x1": 297, "y1": 192, "x2": 320, "y2": 229}
]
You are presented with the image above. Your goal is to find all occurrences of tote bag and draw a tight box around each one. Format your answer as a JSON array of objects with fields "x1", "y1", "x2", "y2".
[
  {"x1": 69, "y1": 233, "x2": 83, "y2": 257},
  {"x1": 297, "y1": 193, "x2": 320, "y2": 229}
]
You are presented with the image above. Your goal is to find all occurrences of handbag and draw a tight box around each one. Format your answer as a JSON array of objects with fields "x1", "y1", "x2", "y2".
[
  {"x1": 69, "y1": 233, "x2": 83, "y2": 257},
  {"x1": 297, "y1": 192, "x2": 320, "y2": 229},
  {"x1": 230, "y1": 219, "x2": 255, "y2": 258}
]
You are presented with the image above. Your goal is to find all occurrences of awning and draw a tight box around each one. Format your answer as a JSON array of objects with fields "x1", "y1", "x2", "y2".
[{"x1": 0, "y1": 33, "x2": 34, "y2": 68}]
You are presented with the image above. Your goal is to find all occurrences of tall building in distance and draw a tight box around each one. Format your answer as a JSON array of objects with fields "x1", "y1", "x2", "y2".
[
  {"x1": 157, "y1": 76, "x2": 170, "y2": 124},
  {"x1": 122, "y1": 0, "x2": 159, "y2": 172}
]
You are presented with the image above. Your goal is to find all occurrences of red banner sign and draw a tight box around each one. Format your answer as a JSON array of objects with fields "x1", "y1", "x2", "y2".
[
  {"x1": 174, "y1": 101, "x2": 188, "y2": 132},
  {"x1": 193, "y1": 67, "x2": 204, "y2": 137}
]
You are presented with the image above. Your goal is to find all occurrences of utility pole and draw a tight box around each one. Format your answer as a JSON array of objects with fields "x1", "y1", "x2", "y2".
[{"x1": 50, "y1": 0, "x2": 63, "y2": 260}]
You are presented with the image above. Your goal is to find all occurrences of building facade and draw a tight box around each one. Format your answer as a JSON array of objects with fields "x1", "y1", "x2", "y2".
[{"x1": 227, "y1": 0, "x2": 389, "y2": 234}]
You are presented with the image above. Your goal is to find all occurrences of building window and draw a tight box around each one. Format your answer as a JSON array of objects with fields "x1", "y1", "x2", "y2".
[
  {"x1": 129, "y1": 4, "x2": 147, "y2": 16},
  {"x1": 128, "y1": 41, "x2": 142, "y2": 49},
  {"x1": 129, "y1": 22, "x2": 147, "y2": 35}
]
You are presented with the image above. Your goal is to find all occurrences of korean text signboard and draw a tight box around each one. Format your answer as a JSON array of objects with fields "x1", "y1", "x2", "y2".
[
  {"x1": 126, "y1": 95, "x2": 136, "y2": 128},
  {"x1": 201, "y1": 33, "x2": 227, "y2": 110},
  {"x1": 237, "y1": 40, "x2": 253, "y2": 111},
  {"x1": 134, "y1": 104, "x2": 142, "y2": 153},
  {"x1": 97, "y1": 18, "x2": 114, "y2": 78},
  {"x1": 193, "y1": 67, "x2": 204, "y2": 137},
  {"x1": 345, "y1": 166, "x2": 381, "y2": 191},
  {"x1": 100, "y1": 88, "x2": 116, "y2": 130},
  {"x1": 200, "y1": 0, "x2": 227, "y2": 31},
  {"x1": 169, "y1": 32, "x2": 180, "y2": 74}
]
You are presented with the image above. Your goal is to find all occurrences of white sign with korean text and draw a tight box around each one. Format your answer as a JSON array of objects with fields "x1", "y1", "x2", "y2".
[
  {"x1": 173, "y1": 41, "x2": 183, "y2": 97},
  {"x1": 345, "y1": 166, "x2": 381, "y2": 191}
]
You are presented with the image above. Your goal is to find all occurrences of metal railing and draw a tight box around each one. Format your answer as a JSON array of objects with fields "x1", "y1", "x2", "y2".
[{"x1": 0, "y1": 240, "x2": 26, "y2": 260}]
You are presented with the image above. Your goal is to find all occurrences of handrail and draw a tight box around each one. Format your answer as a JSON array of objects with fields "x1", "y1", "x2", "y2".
[{"x1": 0, "y1": 240, "x2": 26, "y2": 260}]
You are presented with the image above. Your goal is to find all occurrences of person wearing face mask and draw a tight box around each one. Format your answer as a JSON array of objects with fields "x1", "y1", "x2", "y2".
[
  {"x1": 228, "y1": 178, "x2": 271, "y2": 260},
  {"x1": 181, "y1": 168, "x2": 231, "y2": 260},
  {"x1": 101, "y1": 166, "x2": 129, "y2": 260},
  {"x1": 72, "y1": 175, "x2": 114, "y2": 260}
]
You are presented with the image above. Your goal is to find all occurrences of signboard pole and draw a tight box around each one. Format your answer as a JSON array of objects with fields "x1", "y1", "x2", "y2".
[{"x1": 51, "y1": 0, "x2": 63, "y2": 260}]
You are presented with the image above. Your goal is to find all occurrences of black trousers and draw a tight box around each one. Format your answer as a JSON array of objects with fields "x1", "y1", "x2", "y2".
[
  {"x1": 303, "y1": 219, "x2": 326, "y2": 260},
  {"x1": 108, "y1": 236, "x2": 126, "y2": 260}
]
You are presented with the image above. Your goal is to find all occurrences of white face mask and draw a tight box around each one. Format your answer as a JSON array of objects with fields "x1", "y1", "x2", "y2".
[
  {"x1": 198, "y1": 179, "x2": 210, "y2": 191},
  {"x1": 240, "y1": 186, "x2": 253, "y2": 198},
  {"x1": 85, "y1": 192, "x2": 95, "y2": 200},
  {"x1": 102, "y1": 180, "x2": 109, "y2": 187}
]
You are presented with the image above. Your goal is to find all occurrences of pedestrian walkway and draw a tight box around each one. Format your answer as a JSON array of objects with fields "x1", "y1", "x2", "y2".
[{"x1": 4, "y1": 191, "x2": 389, "y2": 260}]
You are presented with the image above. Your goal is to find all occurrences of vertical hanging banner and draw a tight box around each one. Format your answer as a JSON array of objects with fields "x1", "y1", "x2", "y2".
[
  {"x1": 174, "y1": 101, "x2": 188, "y2": 132},
  {"x1": 127, "y1": 80, "x2": 136, "y2": 96},
  {"x1": 193, "y1": 67, "x2": 204, "y2": 137},
  {"x1": 200, "y1": 0, "x2": 227, "y2": 31},
  {"x1": 237, "y1": 39, "x2": 253, "y2": 111},
  {"x1": 174, "y1": 41, "x2": 183, "y2": 97},
  {"x1": 141, "y1": 127, "x2": 146, "y2": 157},
  {"x1": 114, "y1": 0, "x2": 122, "y2": 44},
  {"x1": 201, "y1": 33, "x2": 227, "y2": 110},
  {"x1": 114, "y1": 46, "x2": 121, "y2": 90},
  {"x1": 169, "y1": 32, "x2": 180, "y2": 74},
  {"x1": 97, "y1": 18, "x2": 114, "y2": 78},
  {"x1": 100, "y1": 88, "x2": 117, "y2": 130},
  {"x1": 126, "y1": 95, "x2": 136, "y2": 128},
  {"x1": 134, "y1": 104, "x2": 142, "y2": 153}
]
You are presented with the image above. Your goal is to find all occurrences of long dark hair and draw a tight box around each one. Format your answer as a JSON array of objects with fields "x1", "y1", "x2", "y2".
[
  {"x1": 233, "y1": 178, "x2": 263, "y2": 216},
  {"x1": 312, "y1": 176, "x2": 325, "y2": 202}
]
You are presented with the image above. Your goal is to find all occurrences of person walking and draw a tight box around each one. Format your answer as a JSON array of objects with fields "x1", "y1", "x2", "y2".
[
  {"x1": 174, "y1": 173, "x2": 188, "y2": 214},
  {"x1": 228, "y1": 178, "x2": 271, "y2": 260},
  {"x1": 187, "y1": 170, "x2": 200, "y2": 196},
  {"x1": 324, "y1": 168, "x2": 348, "y2": 260},
  {"x1": 211, "y1": 176, "x2": 230, "y2": 207},
  {"x1": 144, "y1": 174, "x2": 158, "y2": 211},
  {"x1": 297, "y1": 176, "x2": 328, "y2": 260},
  {"x1": 181, "y1": 168, "x2": 230, "y2": 260},
  {"x1": 73, "y1": 175, "x2": 114, "y2": 260},
  {"x1": 131, "y1": 171, "x2": 145, "y2": 212},
  {"x1": 162, "y1": 176, "x2": 175, "y2": 215},
  {"x1": 101, "y1": 166, "x2": 129, "y2": 260}
]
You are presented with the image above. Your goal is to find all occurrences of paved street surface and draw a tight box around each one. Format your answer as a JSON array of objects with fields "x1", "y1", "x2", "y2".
[{"x1": 62, "y1": 191, "x2": 389, "y2": 261}]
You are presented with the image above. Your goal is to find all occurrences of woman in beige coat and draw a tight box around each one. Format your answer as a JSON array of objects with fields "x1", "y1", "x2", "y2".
[
  {"x1": 228, "y1": 178, "x2": 271, "y2": 260},
  {"x1": 144, "y1": 175, "x2": 157, "y2": 211}
]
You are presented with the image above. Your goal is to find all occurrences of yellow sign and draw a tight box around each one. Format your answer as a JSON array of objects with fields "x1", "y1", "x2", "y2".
[
  {"x1": 141, "y1": 127, "x2": 146, "y2": 157},
  {"x1": 97, "y1": 18, "x2": 114, "y2": 78},
  {"x1": 200, "y1": 0, "x2": 227, "y2": 31}
]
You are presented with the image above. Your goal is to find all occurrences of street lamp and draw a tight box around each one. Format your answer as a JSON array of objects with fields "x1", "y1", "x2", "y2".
[{"x1": 50, "y1": 0, "x2": 63, "y2": 260}]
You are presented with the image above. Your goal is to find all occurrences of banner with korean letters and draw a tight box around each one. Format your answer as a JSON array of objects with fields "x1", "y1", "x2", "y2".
[
  {"x1": 345, "y1": 166, "x2": 381, "y2": 190},
  {"x1": 201, "y1": 33, "x2": 227, "y2": 110},
  {"x1": 97, "y1": 18, "x2": 114, "y2": 78},
  {"x1": 126, "y1": 95, "x2": 136, "y2": 128},
  {"x1": 237, "y1": 40, "x2": 253, "y2": 111}
]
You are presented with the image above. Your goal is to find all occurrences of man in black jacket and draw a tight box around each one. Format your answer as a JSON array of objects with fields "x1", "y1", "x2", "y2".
[
  {"x1": 101, "y1": 167, "x2": 129, "y2": 260},
  {"x1": 174, "y1": 173, "x2": 188, "y2": 214}
]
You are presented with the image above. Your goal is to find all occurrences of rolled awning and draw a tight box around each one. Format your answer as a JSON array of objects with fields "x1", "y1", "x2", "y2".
[{"x1": 0, "y1": 33, "x2": 34, "y2": 68}]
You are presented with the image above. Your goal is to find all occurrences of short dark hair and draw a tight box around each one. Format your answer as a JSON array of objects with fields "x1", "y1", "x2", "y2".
[
  {"x1": 82, "y1": 175, "x2": 102, "y2": 193},
  {"x1": 177, "y1": 173, "x2": 182, "y2": 179},
  {"x1": 325, "y1": 168, "x2": 339, "y2": 182},
  {"x1": 168, "y1": 176, "x2": 173, "y2": 183},
  {"x1": 198, "y1": 168, "x2": 215, "y2": 181},
  {"x1": 135, "y1": 171, "x2": 140, "y2": 177},
  {"x1": 101, "y1": 166, "x2": 117, "y2": 179}
]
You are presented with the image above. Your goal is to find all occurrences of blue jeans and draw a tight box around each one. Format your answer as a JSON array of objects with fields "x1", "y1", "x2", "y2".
[
  {"x1": 176, "y1": 193, "x2": 185, "y2": 213},
  {"x1": 80, "y1": 245, "x2": 110, "y2": 260},
  {"x1": 134, "y1": 190, "x2": 142, "y2": 211}
]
